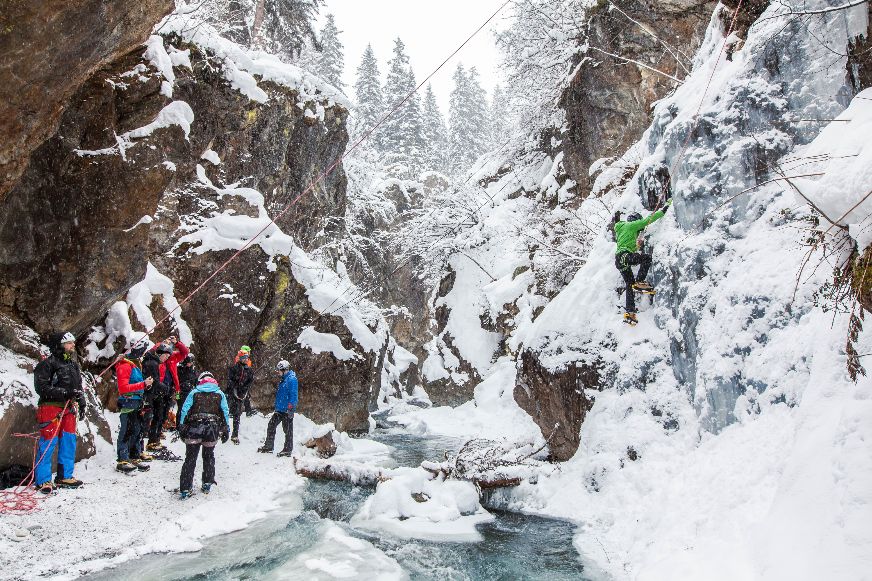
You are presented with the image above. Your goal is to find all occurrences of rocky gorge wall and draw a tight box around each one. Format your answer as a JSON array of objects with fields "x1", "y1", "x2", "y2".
[{"x1": 0, "y1": 6, "x2": 392, "y2": 470}]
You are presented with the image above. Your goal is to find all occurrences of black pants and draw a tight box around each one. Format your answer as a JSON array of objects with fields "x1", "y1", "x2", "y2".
[
  {"x1": 180, "y1": 442, "x2": 216, "y2": 491},
  {"x1": 616, "y1": 251, "x2": 652, "y2": 313},
  {"x1": 148, "y1": 399, "x2": 170, "y2": 444},
  {"x1": 264, "y1": 411, "x2": 293, "y2": 452},
  {"x1": 137, "y1": 407, "x2": 152, "y2": 455},
  {"x1": 229, "y1": 396, "x2": 253, "y2": 438}
]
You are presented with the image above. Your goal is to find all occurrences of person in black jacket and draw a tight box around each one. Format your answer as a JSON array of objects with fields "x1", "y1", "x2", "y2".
[
  {"x1": 226, "y1": 347, "x2": 254, "y2": 444},
  {"x1": 33, "y1": 332, "x2": 86, "y2": 493},
  {"x1": 142, "y1": 344, "x2": 173, "y2": 452},
  {"x1": 176, "y1": 354, "x2": 198, "y2": 420}
]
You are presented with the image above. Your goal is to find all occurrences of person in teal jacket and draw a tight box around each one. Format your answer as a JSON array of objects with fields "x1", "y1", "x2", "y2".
[
  {"x1": 614, "y1": 199, "x2": 671, "y2": 323},
  {"x1": 258, "y1": 360, "x2": 297, "y2": 457}
]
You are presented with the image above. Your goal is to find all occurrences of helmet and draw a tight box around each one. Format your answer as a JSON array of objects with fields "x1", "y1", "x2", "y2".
[
  {"x1": 184, "y1": 353, "x2": 195, "y2": 363},
  {"x1": 156, "y1": 344, "x2": 173, "y2": 355},
  {"x1": 128, "y1": 342, "x2": 148, "y2": 359},
  {"x1": 197, "y1": 371, "x2": 214, "y2": 383},
  {"x1": 627, "y1": 212, "x2": 642, "y2": 222},
  {"x1": 60, "y1": 332, "x2": 76, "y2": 344},
  {"x1": 275, "y1": 360, "x2": 290, "y2": 372},
  {"x1": 240, "y1": 345, "x2": 251, "y2": 354}
]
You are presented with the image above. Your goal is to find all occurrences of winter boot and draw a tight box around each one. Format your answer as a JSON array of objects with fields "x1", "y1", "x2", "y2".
[
  {"x1": 201, "y1": 482, "x2": 212, "y2": 494},
  {"x1": 146, "y1": 442, "x2": 166, "y2": 452},
  {"x1": 36, "y1": 482, "x2": 56, "y2": 495},
  {"x1": 257, "y1": 446, "x2": 273, "y2": 454},
  {"x1": 277, "y1": 449, "x2": 293, "y2": 458},
  {"x1": 55, "y1": 477, "x2": 83, "y2": 489},
  {"x1": 623, "y1": 312, "x2": 638, "y2": 326},
  {"x1": 116, "y1": 460, "x2": 137, "y2": 474},
  {"x1": 632, "y1": 281, "x2": 655, "y2": 294},
  {"x1": 136, "y1": 453, "x2": 154, "y2": 462},
  {"x1": 231, "y1": 436, "x2": 240, "y2": 445},
  {"x1": 130, "y1": 459, "x2": 151, "y2": 472},
  {"x1": 179, "y1": 489, "x2": 194, "y2": 500}
]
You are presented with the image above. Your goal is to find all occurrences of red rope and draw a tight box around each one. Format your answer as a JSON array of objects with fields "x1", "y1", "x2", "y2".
[
  {"x1": 92, "y1": 0, "x2": 511, "y2": 381},
  {"x1": 0, "y1": 401, "x2": 72, "y2": 515}
]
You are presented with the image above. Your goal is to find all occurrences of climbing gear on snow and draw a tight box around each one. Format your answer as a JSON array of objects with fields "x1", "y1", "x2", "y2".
[
  {"x1": 36, "y1": 482, "x2": 56, "y2": 495},
  {"x1": 146, "y1": 442, "x2": 166, "y2": 452},
  {"x1": 632, "y1": 282, "x2": 656, "y2": 294}
]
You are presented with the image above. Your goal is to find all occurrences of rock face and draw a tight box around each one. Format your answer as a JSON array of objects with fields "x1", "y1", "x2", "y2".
[
  {"x1": 560, "y1": 0, "x2": 717, "y2": 197},
  {"x1": 514, "y1": 350, "x2": 595, "y2": 462},
  {"x1": 0, "y1": 0, "x2": 173, "y2": 199}
]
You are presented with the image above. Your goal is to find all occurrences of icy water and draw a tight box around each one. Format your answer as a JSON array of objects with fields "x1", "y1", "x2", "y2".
[{"x1": 85, "y1": 431, "x2": 593, "y2": 581}]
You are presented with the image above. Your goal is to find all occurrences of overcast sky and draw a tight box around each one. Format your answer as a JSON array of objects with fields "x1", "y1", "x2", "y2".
[{"x1": 318, "y1": 0, "x2": 508, "y2": 114}]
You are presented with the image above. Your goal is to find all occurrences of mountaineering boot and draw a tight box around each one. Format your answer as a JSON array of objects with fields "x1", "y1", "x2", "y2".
[
  {"x1": 146, "y1": 442, "x2": 166, "y2": 452},
  {"x1": 179, "y1": 489, "x2": 194, "y2": 500},
  {"x1": 257, "y1": 446, "x2": 273, "y2": 454},
  {"x1": 116, "y1": 460, "x2": 137, "y2": 474},
  {"x1": 136, "y1": 453, "x2": 154, "y2": 462},
  {"x1": 201, "y1": 482, "x2": 212, "y2": 494},
  {"x1": 36, "y1": 482, "x2": 56, "y2": 495},
  {"x1": 55, "y1": 477, "x2": 83, "y2": 489},
  {"x1": 277, "y1": 449, "x2": 292, "y2": 458},
  {"x1": 623, "y1": 312, "x2": 638, "y2": 326},
  {"x1": 130, "y1": 459, "x2": 151, "y2": 472},
  {"x1": 632, "y1": 281, "x2": 656, "y2": 294},
  {"x1": 231, "y1": 436, "x2": 240, "y2": 445}
]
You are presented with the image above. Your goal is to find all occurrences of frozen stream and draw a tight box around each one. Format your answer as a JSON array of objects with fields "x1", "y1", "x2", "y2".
[{"x1": 84, "y1": 431, "x2": 592, "y2": 580}]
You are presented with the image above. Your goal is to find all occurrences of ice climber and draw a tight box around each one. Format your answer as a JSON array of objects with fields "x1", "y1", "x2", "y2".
[
  {"x1": 178, "y1": 371, "x2": 230, "y2": 498},
  {"x1": 226, "y1": 346, "x2": 254, "y2": 444},
  {"x1": 115, "y1": 342, "x2": 153, "y2": 473},
  {"x1": 33, "y1": 332, "x2": 87, "y2": 493},
  {"x1": 614, "y1": 199, "x2": 671, "y2": 326},
  {"x1": 142, "y1": 343, "x2": 174, "y2": 452},
  {"x1": 257, "y1": 360, "x2": 298, "y2": 457},
  {"x1": 160, "y1": 335, "x2": 189, "y2": 431}
]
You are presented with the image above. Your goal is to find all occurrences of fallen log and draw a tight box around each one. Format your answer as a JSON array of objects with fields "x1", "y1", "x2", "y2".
[{"x1": 293, "y1": 457, "x2": 391, "y2": 486}]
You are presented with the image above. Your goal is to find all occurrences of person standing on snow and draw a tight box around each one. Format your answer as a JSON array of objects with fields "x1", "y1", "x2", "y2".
[
  {"x1": 176, "y1": 353, "x2": 197, "y2": 420},
  {"x1": 614, "y1": 199, "x2": 671, "y2": 326},
  {"x1": 257, "y1": 360, "x2": 297, "y2": 457},
  {"x1": 115, "y1": 343, "x2": 152, "y2": 473},
  {"x1": 142, "y1": 343, "x2": 174, "y2": 452},
  {"x1": 178, "y1": 372, "x2": 230, "y2": 498},
  {"x1": 161, "y1": 334, "x2": 189, "y2": 414},
  {"x1": 33, "y1": 332, "x2": 87, "y2": 493},
  {"x1": 226, "y1": 346, "x2": 254, "y2": 444}
]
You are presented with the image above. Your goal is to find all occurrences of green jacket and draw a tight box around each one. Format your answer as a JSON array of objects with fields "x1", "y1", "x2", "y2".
[{"x1": 614, "y1": 209, "x2": 665, "y2": 254}]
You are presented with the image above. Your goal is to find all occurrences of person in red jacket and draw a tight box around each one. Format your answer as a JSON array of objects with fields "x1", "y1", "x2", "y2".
[
  {"x1": 115, "y1": 343, "x2": 153, "y2": 473},
  {"x1": 145, "y1": 335, "x2": 189, "y2": 451},
  {"x1": 162, "y1": 335, "x2": 189, "y2": 399}
]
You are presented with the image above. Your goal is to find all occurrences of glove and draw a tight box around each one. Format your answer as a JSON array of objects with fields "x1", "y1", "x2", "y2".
[
  {"x1": 288, "y1": 404, "x2": 295, "y2": 413},
  {"x1": 175, "y1": 392, "x2": 180, "y2": 401},
  {"x1": 221, "y1": 432, "x2": 229, "y2": 444}
]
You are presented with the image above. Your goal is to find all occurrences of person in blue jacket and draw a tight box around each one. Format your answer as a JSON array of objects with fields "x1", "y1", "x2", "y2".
[
  {"x1": 258, "y1": 360, "x2": 297, "y2": 457},
  {"x1": 177, "y1": 372, "x2": 230, "y2": 498}
]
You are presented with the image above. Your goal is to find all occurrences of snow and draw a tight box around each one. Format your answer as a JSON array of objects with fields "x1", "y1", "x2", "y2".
[
  {"x1": 122, "y1": 214, "x2": 154, "y2": 232},
  {"x1": 143, "y1": 35, "x2": 174, "y2": 97},
  {"x1": 157, "y1": 14, "x2": 350, "y2": 113},
  {"x1": 126, "y1": 262, "x2": 193, "y2": 345},
  {"x1": 84, "y1": 301, "x2": 135, "y2": 362},
  {"x1": 127, "y1": 101, "x2": 194, "y2": 140},
  {"x1": 0, "y1": 412, "x2": 394, "y2": 580},
  {"x1": 292, "y1": 522, "x2": 406, "y2": 580},
  {"x1": 298, "y1": 326, "x2": 361, "y2": 361},
  {"x1": 351, "y1": 467, "x2": 494, "y2": 543},
  {"x1": 199, "y1": 149, "x2": 220, "y2": 165},
  {"x1": 791, "y1": 88, "x2": 872, "y2": 248}
]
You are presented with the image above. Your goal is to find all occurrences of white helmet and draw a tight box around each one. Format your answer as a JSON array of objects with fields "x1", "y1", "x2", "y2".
[
  {"x1": 275, "y1": 360, "x2": 290, "y2": 372},
  {"x1": 60, "y1": 332, "x2": 76, "y2": 344}
]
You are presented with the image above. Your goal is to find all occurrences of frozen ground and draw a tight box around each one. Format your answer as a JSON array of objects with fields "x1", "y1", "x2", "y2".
[{"x1": 0, "y1": 413, "x2": 389, "y2": 581}]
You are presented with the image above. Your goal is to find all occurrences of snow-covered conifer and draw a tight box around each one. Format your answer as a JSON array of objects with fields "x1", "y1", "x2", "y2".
[
  {"x1": 421, "y1": 84, "x2": 448, "y2": 172},
  {"x1": 316, "y1": 14, "x2": 344, "y2": 89},
  {"x1": 381, "y1": 38, "x2": 424, "y2": 176},
  {"x1": 353, "y1": 43, "x2": 384, "y2": 142}
]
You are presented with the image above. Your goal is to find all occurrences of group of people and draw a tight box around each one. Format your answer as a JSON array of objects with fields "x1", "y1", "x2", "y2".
[{"x1": 32, "y1": 335, "x2": 299, "y2": 499}]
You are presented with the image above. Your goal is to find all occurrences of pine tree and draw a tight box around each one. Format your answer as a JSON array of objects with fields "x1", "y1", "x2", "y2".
[
  {"x1": 489, "y1": 84, "x2": 509, "y2": 149},
  {"x1": 448, "y1": 64, "x2": 490, "y2": 175},
  {"x1": 253, "y1": 0, "x2": 322, "y2": 60},
  {"x1": 316, "y1": 13, "x2": 344, "y2": 89},
  {"x1": 381, "y1": 38, "x2": 424, "y2": 175},
  {"x1": 353, "y1": 43, "x2": 384, "y2": 142},
  {"x1": 421, "y1": 84, "x2": 448, "y2": 172}
]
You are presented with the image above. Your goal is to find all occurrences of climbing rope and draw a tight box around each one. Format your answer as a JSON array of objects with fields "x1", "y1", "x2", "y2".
[
  {"x1": 0, "y1": 401, "x2": 71, "y2": 515},
  {"x1": 91, "y1": 1, "x2": 512, "y2": 381}
]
